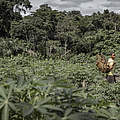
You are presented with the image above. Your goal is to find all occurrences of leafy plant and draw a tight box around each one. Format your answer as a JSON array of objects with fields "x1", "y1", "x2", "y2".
[{"x1": 0, "y1": 86, "x2": 17, "y2": 120}]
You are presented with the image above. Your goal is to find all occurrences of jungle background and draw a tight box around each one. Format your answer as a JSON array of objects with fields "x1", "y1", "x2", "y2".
[{"x1": 0, "y1": 0, "x2": 120, "y2": 120}]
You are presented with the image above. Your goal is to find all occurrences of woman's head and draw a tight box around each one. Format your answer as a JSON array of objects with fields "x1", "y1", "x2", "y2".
[{"x1": 111, "y1": 53, "x2": 115, "y2": 59}]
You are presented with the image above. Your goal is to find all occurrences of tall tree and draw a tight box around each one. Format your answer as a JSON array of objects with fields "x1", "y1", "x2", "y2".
[{"x1": 0, "y1": 0, "x2": 32, "y2": 37}]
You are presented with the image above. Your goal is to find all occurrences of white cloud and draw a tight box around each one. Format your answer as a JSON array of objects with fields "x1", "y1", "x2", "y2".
[
  {"x1": 107, "y1": 0, "x2": 120, "y2": 2},
  {"x1": 103, "y1": 2, "x2": 120, "y2": 8},
  {"x1": 24, "y1": 0, "x2": 120, "y2": 16},
  {"x1": 79, "y1": 0, "x2": 109, "y2": 15}
]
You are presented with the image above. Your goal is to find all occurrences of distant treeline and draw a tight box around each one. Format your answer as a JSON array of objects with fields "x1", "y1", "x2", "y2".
[{"x1": 1, "y1": 1, "x2": 120, "y2": 58}]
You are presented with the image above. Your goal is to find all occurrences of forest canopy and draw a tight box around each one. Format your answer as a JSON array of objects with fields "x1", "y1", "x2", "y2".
[{"x1": 0, "y1": 3, "x2": 120, "y2": 57}]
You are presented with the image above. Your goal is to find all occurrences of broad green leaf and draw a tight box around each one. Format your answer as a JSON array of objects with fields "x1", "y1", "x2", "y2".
[
  {"x1": 0, "y1": 87, "x2": 7, "y2": 99},
  {"x1": 21, "y1": 103, "x2": 34, "y2": 117},
  {"x1": 43, "y1": 105, "x2": 63, "y2": 112},
  {"x1": 37, "y1": 107, "x2": 49, "y2": 114},
  {"x1": 8, "y1": 86, "x2": 13, "y2": 99},
  {"x1": 1, "y1": 104, "x2": 9, "y2": 120},
  {"x1": 64, "y1": 108, "x2": 72, "y2": 117},
  {"x1": 8, "y1": 102, "x2": 17, "y2": 112},
  {"x1": 96, "y1": 109, "x2": 110, "y2": 118},
  {"x1": 68, "y1": 112, "x2": 96, "y2": 120},
  {"x1": 0, "y1": 98, "x2": 4, "y2": 102},
  {"x1": 37, "y1": 97, "x2": 51, "y2": 106},
  {"x1": 0, "y1": 103, "x2": 5, "y2": 110}
]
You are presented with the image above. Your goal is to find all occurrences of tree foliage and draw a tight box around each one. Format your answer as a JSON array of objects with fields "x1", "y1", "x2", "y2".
[
  {"x1": 0, "y1": 0, "x2": 32, "y2": 37},
  {"x1": 1, "y1": 3, "x2": 120, "y2": 57}
]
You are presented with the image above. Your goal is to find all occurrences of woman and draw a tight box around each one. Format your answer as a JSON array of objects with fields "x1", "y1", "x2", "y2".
[{"x1": 106, "y1": 53, "x2": 116, "y2": 83}]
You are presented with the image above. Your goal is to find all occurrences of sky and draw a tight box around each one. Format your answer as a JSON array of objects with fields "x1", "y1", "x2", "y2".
[{"x1": 26, "y1": 0, "x2": 120, "y2": 16}]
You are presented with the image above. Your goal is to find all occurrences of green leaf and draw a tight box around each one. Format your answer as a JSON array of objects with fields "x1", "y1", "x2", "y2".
[
  {"x1": 0, "y1": 87, "x2": 7, "y2": 99},
  {"x1": 43, "y1": 105, "x2": 63, "y2": 112},
  {"x1": 0, "y1": 98, "x2": 4, "y2": 102},
  {"x1": 36, "y1": 107, "x2": 49, "y2": 114},
  {"x1": 64, "y1": 108, "x2": 72, "y2": 117},
  {"x1": 0, "y1": 103, "x2": 5, "y2": 110},
  {"x1": 37, "y1": 97, "x2": 51, "y2": 106},
  {"x1": 20, "y1": 103, "x2": 34, "y2": 117},
  {"x1": 8, "y1": 86, "x2": 13, "y2": 99},
  {"x1": 68, "y1": 112, "x2": 96, "y2": 120},
  {"x1": 1, "y1": 104, "x2": 9, "y2": 120},
  {"x1": 96, "y1": 109, "x2": 110, "y2": 118},
  {"x1": 8, "y1": 102, "x2": 17, "y2": 112}
]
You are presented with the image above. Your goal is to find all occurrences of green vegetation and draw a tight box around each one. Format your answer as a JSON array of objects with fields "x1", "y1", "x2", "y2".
[
  {"x1": 0, "y1": 1, "x2": 120, "y2": 120},
  {"x1": 0, "y1": 56, "x2": 120, "y2": 120}
]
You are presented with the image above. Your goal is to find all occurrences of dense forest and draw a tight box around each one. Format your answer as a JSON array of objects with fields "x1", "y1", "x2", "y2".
[{"x1": 0, "y1": 0, "x2": 120, "y2": 120}]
